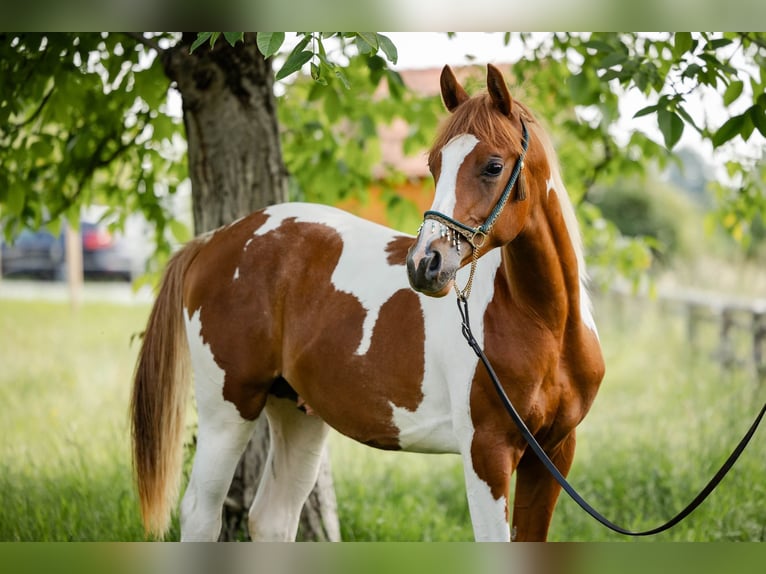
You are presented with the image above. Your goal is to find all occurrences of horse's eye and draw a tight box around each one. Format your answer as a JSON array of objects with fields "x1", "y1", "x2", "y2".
[{"x1": 483, "y1": 162, "x2": 503, "y2": 177}]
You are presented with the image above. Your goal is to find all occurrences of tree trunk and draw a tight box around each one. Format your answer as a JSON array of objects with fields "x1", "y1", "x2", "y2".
[{"x1": 162, "y1": 34, "x2": 340, "y2": 542}]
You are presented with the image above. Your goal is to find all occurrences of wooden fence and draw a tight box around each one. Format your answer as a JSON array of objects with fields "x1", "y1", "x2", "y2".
[{"x1": 605, "y1": 284, "x2": 766, "y2": 385}]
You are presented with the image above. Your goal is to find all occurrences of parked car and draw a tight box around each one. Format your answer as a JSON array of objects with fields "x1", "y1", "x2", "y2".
[{"x1": 1, "y1": 221, "x2": 143, "y2": 281}]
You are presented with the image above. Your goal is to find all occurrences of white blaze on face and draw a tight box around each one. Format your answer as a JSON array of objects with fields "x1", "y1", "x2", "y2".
[
  {"x1": 410, "y1": 134, "x2": 479, "y2": 262},
  {"x1": 430, "y1": 134, "x2": 479, "y2": 217}
]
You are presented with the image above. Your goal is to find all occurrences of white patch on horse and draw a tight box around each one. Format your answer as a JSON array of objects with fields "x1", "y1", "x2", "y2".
[
  {"x1": 463, "y1": 462, "x2": 511, "y2": 541},
  {"x1": 391, "y1": 248, "x2": 503, "y2": 454},
  {"x1": 233, "y1": 268, "x2": 240, "y2": 281},
  {"x1": 254, "y1": 203, "x2": 409, "y2": 355},
  {"x1": 184, "y1": 309, "x2": 248, "y2": 425},
  {"x1": 181, "y1": 308, "x2": 257, "y2": 541},
  {"x1": 430, "y1": 134, "x2": 479, "y2": 217}
]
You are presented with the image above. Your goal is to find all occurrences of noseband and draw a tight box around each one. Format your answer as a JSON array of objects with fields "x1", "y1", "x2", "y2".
[{"x1": 420, "y1": 119, "x2": 530, "y2": 300}]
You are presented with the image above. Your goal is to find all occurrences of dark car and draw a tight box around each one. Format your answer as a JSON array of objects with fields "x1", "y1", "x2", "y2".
[{"x1": 1, "y1": 221, "x2": 142, "y2": 281}]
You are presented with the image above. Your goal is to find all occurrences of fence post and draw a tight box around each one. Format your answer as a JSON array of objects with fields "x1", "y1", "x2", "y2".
[
  {"x1": 65, "y1": 223, "x2": 83, "y2": 310},
  {"x1": 686, "y1": 302, "x2": 705, "y2": 351},
  {"x1": 753, "y1": 310, "x2": 766, "y2": 386},
  {"x1": 718, "y1": 307, "x2": 736, "y2": 371}
]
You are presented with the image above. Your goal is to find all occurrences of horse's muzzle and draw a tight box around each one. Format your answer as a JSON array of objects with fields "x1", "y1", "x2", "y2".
[{"x1": 406, "y1": 235, "x2": 461, "y2": 297}]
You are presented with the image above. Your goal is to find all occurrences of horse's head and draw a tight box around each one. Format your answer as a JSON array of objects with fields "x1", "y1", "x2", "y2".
[{"x1": 407, "y1": 64, "x2": 532, "y2": 297}]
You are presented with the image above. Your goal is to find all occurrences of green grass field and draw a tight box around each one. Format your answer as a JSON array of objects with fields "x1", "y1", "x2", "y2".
[{"x1": 0, "y1": 293, "x2": 763, "y2": 541}]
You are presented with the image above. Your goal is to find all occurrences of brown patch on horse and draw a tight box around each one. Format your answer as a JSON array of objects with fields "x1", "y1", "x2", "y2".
[
  {"x1": 184, "y1": 209, "x2": 287, "y2": 421},
  {"x1": 385, "y1": 235, "x2": 415, "y2": 266},
  {"x1": 184, "y1": 211, "x2": 427, "y2": 449}
]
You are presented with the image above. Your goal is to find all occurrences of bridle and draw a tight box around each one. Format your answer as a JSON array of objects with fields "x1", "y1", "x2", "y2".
[{"x1": 419, "y1": 118, "x2": 529, "y2": 301}]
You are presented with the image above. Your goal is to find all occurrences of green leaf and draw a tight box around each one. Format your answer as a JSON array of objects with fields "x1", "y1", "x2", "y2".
[
  {"x1": 712, "y1": 113, "x2": 746, "y2": 147},
  {"x1": 741, "y1": 110, "x2": 755, "y2": 141},
  {"x1": 355, "y1": 33, "x2": 378, "y2": 54},
  {"x1": 682, "y1": 63, "x2": 702, "y2": 80},
  {"x1": 657, "y1": 107, "x2": 684, "y2": 149},
  {"x1": 583, "y1": 39, "x2": 613, "y2": 54},
  {"x1": 598, "y1": 51, "x2": 627, "y2": 69},
  {"x1": 256, "y1": 32, "x2": 285, "y2": 58},
  {"x1": 708, "y1": 37, "x2": 733, "y2": 50},
  {"x1": 223, "y1": 33, "x2": 244, "y2": 48},
  {"x1": 190, "y1": 33, "x2": 212, "y2": 54},
  {"x1": 275, "y1": 49, "x2": 313, "y2": 81},
  {"x1": 169, "y1": 219, "x2": 191, "y2": 244},
  {"x1": 334, "y1": 68, "x2": 350, "y2": 90},
  {"x1": 6, "y1": 182, "x2": 25, "y2": 216},
  {"x1": 568, "y1": 72, "x2": 593, "y2": 105},
  {"x1": 376, "y1": 33, "x2": 398, "y2": 65},
  {"x1": 747, "y1": 104, "x2": 766, "y2": 138},
  {"x1": 673, "y1": 32, "x2": 693, "y2": 57},
  {"x1": 633, "y1": 104, "x2": 658, "y2": 119},
  {"x1": 723, "y1": 80, "x2": 744, "y2": 106}
]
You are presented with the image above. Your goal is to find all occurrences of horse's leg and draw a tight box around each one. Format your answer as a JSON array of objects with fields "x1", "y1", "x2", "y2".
[
  {"x1": 179, "y1": 346, "x2": 263, "y2": 541},
  {"x1": 511, "y1": 430, "x2": 576, "y2": 541},
  {"x1": 461, "y1": 430, "x2": 524, "y2": 542},
  {"x1": 247, "y1": 395, "x2": 330, "y2": 541}
]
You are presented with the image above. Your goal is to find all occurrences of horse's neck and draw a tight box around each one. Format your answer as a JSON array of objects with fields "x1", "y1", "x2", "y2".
[{"x1": 501, "y1": 191, "x2": 583, "y2": 335}]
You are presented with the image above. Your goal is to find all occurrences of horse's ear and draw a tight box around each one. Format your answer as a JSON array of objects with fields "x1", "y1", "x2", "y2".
[
  {"x1": 440, "y1": 65, "x2": 469, "y2": 112},
  {"x1": 487, "y1": 64, "x2": 513, "y2": 117}
]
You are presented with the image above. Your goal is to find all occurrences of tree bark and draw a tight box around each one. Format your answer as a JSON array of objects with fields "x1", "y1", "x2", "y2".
[{"x1": 162, "y1": 34, "x2": 340, "y2": 542}]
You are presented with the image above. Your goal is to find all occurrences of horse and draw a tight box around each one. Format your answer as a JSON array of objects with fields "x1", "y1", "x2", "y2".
[{"x1": 131, "y1": 64, "x2": 605, "y2": 542}]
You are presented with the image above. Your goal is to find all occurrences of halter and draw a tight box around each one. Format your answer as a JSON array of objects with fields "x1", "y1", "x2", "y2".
[{"x1": 420, "y1": 118, "x2": 529, "y2": 301}]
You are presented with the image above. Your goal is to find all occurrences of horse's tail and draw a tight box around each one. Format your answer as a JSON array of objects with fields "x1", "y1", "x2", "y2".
[{"x1": 130, "y1": 238, "x2": 205, "y2": 539}]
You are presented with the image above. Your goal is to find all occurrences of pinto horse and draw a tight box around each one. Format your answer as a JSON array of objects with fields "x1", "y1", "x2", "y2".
[{"x1": 131, "y1": 64, "x2": 605, "y2": 542}]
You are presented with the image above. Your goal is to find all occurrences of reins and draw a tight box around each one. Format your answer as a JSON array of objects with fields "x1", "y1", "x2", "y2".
[{"x1": 456, "y1": 294, "x2": 766, "y2": 536}]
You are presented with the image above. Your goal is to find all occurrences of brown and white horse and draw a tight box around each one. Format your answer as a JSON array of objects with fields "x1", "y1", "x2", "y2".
[{"x1": 131, "y1": 64, "x2": 605, "y2": 542}]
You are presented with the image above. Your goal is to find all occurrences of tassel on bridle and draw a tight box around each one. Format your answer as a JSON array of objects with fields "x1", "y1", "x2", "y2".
[{"x1": 516, "y1": 169, "x2": 527, "y2": 202}]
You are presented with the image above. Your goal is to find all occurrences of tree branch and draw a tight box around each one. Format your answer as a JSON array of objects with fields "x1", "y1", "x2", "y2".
[
  {"x1": 123, "y1": 32, "x2": 165, "y2": 55},
  {"x1": 739, "y1": 32, "x2": 766, "y2": 52},
  {"x1": 7, "y1": 85, "x2": 55, "y2": 131},
  {"x1": 581, "y1": 133, "x2": 615, "y2": 203}
]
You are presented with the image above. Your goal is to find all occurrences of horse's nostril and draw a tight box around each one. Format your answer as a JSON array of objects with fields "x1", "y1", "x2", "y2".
[{"x1": 425, "y1": 250, "x2": 442, "y2": 281}]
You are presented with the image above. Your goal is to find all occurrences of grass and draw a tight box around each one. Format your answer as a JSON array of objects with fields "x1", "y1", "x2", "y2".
[
  {"x1": 0, "y1": 293, "x2": 763, "y2": 541},
  {"x1": 0, "y1": 300, "x2": 148, "y2": 541}
]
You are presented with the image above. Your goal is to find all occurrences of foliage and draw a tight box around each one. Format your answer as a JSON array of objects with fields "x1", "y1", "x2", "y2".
[
  {"x1": 590, "y1": 179, "x2": 684, "y2": 265},
  {"x1": 278, "y1": 52, "x2": 442, "y2": 230},
  {"x1": 512, "y1": 32, "x2": 766, "y2": 252},
  {"x1": 0, "y1": 33, "x2": 186, "y2": 260},
  {"x1": 708, "y1": 157, "x2": 766, "y2": 254},
  {"x1": 1, "y1": 32, "x2": 765, "y2": 286}
]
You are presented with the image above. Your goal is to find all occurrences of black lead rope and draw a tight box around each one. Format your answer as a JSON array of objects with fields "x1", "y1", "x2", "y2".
[{"x1": 457, "y1": 296, "x2": 766, "y2": 537}]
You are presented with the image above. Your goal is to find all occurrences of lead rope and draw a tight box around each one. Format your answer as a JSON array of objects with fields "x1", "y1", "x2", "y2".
[{"x1": 456, "y1": 295, "x2": 766, "y2": 537}]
